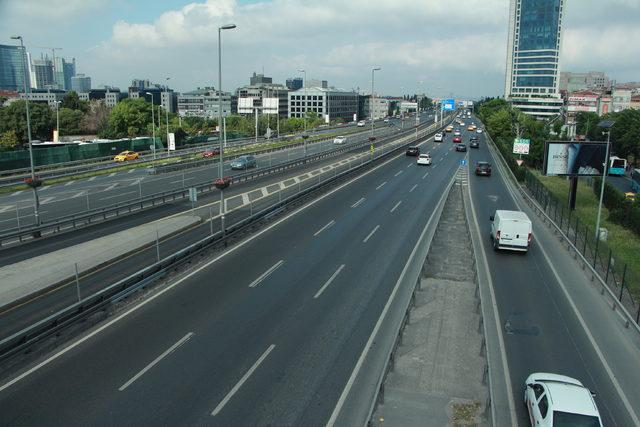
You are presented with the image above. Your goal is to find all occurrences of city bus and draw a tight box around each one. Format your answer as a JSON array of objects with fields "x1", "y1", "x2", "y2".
[{"x1": 609, "y1": 156, "x2": 627, "y2": 176}]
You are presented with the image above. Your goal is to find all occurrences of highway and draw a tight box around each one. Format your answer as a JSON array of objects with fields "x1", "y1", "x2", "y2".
[
  {"x1": 0, "y1": 117, "x2": 461, "y2": 425},
  {"x1": 464, "y1": 116, "x2": 640, "y2": 426},
  {"x1": 0, "y1": 114, "x2": 431, "y2": 233}
]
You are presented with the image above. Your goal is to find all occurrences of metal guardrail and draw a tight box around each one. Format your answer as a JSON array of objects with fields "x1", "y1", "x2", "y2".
[
  {"x1": 0, "y1": 113, "x2": 450, "y2": 364},
  {"x1": 0, "y1": 122, "x2": 423, "y2": 247},
  {"x1": 480, "y1": 120, "x2": 640, "y2": 333}
]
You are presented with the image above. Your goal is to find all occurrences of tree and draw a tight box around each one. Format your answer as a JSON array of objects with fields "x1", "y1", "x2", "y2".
[
  {"x1": 608, "y1": 109, "x2": 640, "y2": 166},
  {"x1": 0, "y1": 100, "x2": 54, "y2": 143},
  {"x1": 0, "y1": 130, "x2": 19, "y2": 150},
  {"x1": 58, "y1": 107, "x2": 84, "y2": 135},
  {"x1": 61, "y1": 91, "x2": 89, "y2": 112},
  {"x1": 82, "y1": 100, "x2": 110, "y2": 135},
  {"x1": 575, "y1": 111, "x2": 600, "y2": 140},
  {"x1": 102, "y1": 98, "x2": 152, "y2": 139}
]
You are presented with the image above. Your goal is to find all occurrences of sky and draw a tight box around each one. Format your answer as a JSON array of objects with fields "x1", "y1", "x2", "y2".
[{"x1": 2, "y1": 0, "x2": 639, "y2": 99}]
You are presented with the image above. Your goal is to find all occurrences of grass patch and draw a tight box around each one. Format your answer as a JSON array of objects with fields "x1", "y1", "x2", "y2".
[{"x1": 533, "y1": 170, "x2": 640, "y2": 299}]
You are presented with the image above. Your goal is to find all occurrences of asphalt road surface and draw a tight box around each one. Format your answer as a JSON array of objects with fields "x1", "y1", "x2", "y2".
[{"x1": 0, "y1": 121, "x2": 460, "y2": 425}]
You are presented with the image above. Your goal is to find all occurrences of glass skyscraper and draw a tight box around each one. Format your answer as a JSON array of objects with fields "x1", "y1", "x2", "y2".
[
  {"x1": 0, "y1": 44, "x2": 30, "y2": 92},
  {"x1": 504, "y1": 0, "x2": 565, "y2": 118}
]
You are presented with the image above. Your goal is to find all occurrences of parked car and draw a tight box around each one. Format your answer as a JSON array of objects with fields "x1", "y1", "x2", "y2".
[
  {"x1": 475, "y1": 161, "x2": 491, "y2": 176},
  {"x1": 417, "y1": 153, "x2": 432, "y2": 165},
  {"x1": 524, "y1": 373, "x2": 602, "y2": 427},
  {"x1": 434, "y1": 133, "x2": 444, "y2": 142},
  {"x1": 114, "y1": 151, "x2": 139, "y2": 162},
  {"x1": 455, "y1": 144, "x2": 467, "y2": 152},
  {"x1": 489, "y1": 209, "x2": 532, "y2": 252},
  {"x1": 202, "y1": 148, "x2": 221, "y2": 158},
  {"x1": 333, "y1": 136, "x2": 347, "y2": 144},
  {"x1": 453, "y1": 136, "x2": 462, "y2": 143},
  {"x1": 406, "y1": 146, "x2": 420, "y2": 156},
  {"x1": 230, "y1": 155, "x2": 257, "y2": 170}
]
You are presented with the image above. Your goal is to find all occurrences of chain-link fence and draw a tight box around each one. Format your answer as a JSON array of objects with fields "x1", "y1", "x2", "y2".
[{"x1": 524, "y1": 169, "x2": 640, "y2": 324}]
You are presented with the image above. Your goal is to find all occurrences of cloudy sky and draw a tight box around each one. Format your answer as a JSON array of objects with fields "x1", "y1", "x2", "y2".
[{"x1": 2, "y1": 0, "x2": 639, "y2": 99}]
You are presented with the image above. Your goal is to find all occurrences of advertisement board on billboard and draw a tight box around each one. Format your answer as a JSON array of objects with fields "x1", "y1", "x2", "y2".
[
  {"x1": 262, "y1": 98, "x2": 279, "y2": 114},
  {"x1": 238, "y1": 97, "x2": 255, "y2": 114},
  {"x1": 543, "y1": 141, "x2": 607, "y2": 176},
  {"x1": 513, "y1": 138, "x2": 530, "y2": 154},
  {"x1": 442, "y1": 99, "x2": 455, "y2": 111},
  {"x1": 168, "y1": 133, "x2": 176, "y2": 151}
]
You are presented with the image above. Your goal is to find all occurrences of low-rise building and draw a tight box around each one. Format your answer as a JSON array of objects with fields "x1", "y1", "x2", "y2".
[
  {"x1": 78, "y1": 88, "x2": 126, "y2": 108},
  {"x1": 19, "y1": 88, "x2": 65, "y2": 107},
  {"x1": 288, "y1": 86, "x2": 358, "y2": 122},
  {"x1": 612, "y1": 88, "x2": 632, "y2": 112},
  {"x1": 362, "y1": 95, "x2": 389, "y2": 120},
  {"x1": 630, "y1": 95, "x2": 640, "y2": 110},
  {"x1": 566, "y1": 90, "x2": 600, "y2": 138},
  {"x1": 399, "y1": 101, "x2": 418, "y2": 114},
  {"x1": 177, "y1": 87, "x2": 233, "y2": 118},
  {"x1": 559, "y1": 71, "x2": 610, "y2": 93},
  {"x1": 236, "y1": 75, "x2": 289, "y2": 117},
  {"x1": 70, "y1": 74, "x2": 91, "y2": 93}
]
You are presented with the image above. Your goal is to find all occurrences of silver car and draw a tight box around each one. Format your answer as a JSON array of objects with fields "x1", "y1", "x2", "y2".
[{"x1": 230, "y1": 155, "x2": 257, "y2": 170}]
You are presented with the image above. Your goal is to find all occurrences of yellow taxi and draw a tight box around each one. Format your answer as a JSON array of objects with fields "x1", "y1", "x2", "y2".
[
  {"x1": 114, "y1": 151, "x2": 140, "y2": 162},
  {"x1": 445, "y1": 125, "x2": 454, "y2": 133},
  {"x1": 468, "y1": 125, "x2": 476, "y2": 131}
]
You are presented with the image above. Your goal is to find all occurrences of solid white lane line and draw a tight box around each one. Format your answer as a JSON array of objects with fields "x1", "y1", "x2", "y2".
[
  {"x1": 99, "y1": 191, "x2": 136, "y2": 201},
  {"x1": 0, "y1": 143, "x2": 410, "y2": 394},
  {"x1": 108, "y1": 172, "x2": 117, "y2": 177},
  {"x1": 248, "y1": 260, "x2": 284, "y2": 288},
  {"x1": 375, "y1": 181, "x2": 387, "y2": 190},
  {"x1": 11, "y1": 190, "x2": 24, "y2": 196},
  {"x1": 314, "y1": 264, "x2": 346, "y2": 299},
  {"x1": 314, "y1": 220, "x2": 336, "y2": 237},
  {"x1": 127, "y1": 169, "x2": 136, "y2": 174},
  {"x1": 390, "y1": 201, "x2": 402, "y2": 213},
  {"x1": 0, "y1": 205, "x2": 15, "y2": 213},
  {"x1": 88, "y1": 176, "x2": 96, "y2": 182},
  {"x1": 71, "y1": 191, "x2": 87, "y2": 198},
  {"x1": 40, "y1": 197, "x2": 55, "y2": 204},
  {"x1": 169, "y1": 177, "x2": 195, "y2": 184},
  {"x1": 394, "y1": 170, "x2": 402, "y2": 177},
  {"x1": 118, "y1": 332, "x2": 194, "y2": 391},
  {"x1": 422, "y1": 172, "x2": 429, "y2": 179},
  {"x1": 351, "y1": 197, "x2": 365, "y2": 208},
  {"x1": 211, "y1": 344, "x2": 276, "y2": 416},
  {"x1": 128, "y1": 179, "x2": 143, "y2": 187},
  {"x1": 363, "y1": 225, "x2": 380, "y2": 243},
  {"x1": 104, "y1": 183, "x2": 118, "y2": 191},
  {"x1": 64, "y1": 181, "x2": 75, "y2": 186},
  {"x1": 409, "y1": 184, "x2": 417, "y2": 193}
]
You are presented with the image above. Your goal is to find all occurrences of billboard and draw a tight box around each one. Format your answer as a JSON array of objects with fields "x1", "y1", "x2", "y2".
[
  {"x1": 238, "y1": 97, "x2": 256, "y2": 114},
  {"x1": 513, "y1": 138, "x2": 530, "y2": 154},
  {"x1": 543, "y1": 141, "x2": 607, "y2": 176},
  {"x1": 262, "y1": 97, "x2": 279, "y2": 114},
  {"x1": 442, "y1": 99, "x2": 455, "y2": 111}
]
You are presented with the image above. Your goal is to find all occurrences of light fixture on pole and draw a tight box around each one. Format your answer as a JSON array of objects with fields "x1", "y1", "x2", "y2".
[
  {"x1": 218, "y1": 23, "x2": 236, "y2": 236},
  {"x1": 145, "y1": 92, "x2": 157, "y2": 164},
  {"x1": 11, "y1": 35, "x2": 41, "y2": 233},
  {"x1": 595, "y1": 119, "x2": 615, "y2": 240},
  {"x1": 371, "y1": 67, "x2": 381, "y2": 138}
]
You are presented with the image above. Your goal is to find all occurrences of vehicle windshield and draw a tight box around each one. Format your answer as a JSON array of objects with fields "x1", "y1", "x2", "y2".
[{"x1": 553, "y1": 411, "x2": 600, "y2": 426}]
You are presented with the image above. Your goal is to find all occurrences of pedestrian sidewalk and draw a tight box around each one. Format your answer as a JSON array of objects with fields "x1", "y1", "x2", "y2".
[{"x1": 0, "y1": 215, "x2": 201, "y2": 311}]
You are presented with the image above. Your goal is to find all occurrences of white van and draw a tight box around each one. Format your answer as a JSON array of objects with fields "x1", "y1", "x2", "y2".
[
  {"x1": 489, "y1": 210, "x2": 532, "y2": 252},
  {"x1": 357, "y1": 120, "x2": 366, "y2": 127},
  {"x1": 333, "y1": 136, "x2": 347, "y2": 144}
]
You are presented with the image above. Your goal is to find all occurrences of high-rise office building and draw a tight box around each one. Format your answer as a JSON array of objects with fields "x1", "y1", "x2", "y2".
[
  {"x1": 71, "y1": 73, "x2": 91, "y2": 93},
  {"x1": 31, "y1": 55, "x2": 55, "y2": 89},
  {"x1": 53, "y1": 57, "x2": 76, "y2": 90},
  {"x1": 0, "y1": 44, "x2": 30, "y2": 91},
  {"x1": 504, "y1": 0, "x2": 565, "y2": 118},
  {"x1": 286, "y1": 77, "x2": 303, "y2": 91}
]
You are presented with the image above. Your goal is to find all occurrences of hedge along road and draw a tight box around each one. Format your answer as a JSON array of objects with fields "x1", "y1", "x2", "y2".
[{"x1": 0, "y1": 118, "x2": 419, "y2": 233}]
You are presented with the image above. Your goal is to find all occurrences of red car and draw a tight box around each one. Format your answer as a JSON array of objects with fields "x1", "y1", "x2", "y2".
[
  {"x1": 453, "y1": 136, "x2": 462, "y2": 143},
  {"x1": 202, "y1": 148, "x2": 221, "y2": 158}
]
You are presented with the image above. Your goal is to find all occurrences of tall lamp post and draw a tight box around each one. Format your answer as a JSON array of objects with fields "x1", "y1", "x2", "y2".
[
  {"x1": 218, "y1": 23, "x2": 236, "y2": 235},
  {"x1": 370, "y1": 67, "x2": 381, "y2": 138},
  {"x1": 595, "y1": 119, "x2": 615, "y2": 240},
  {"x1": 11, "y1": 35, "x2": 41, "y2": 231},
  {"x1": 53, "y1": 100, "x2": 61, "y2": 142},
  {"x1": 164, "y1": 77, "x2": 171, "y2": 157},
  {"x1": 297, "y1": 69, "x2": 308, "y2": 156},
  {"x1": 145, "y1": 92, "x2": 156, "y2": 164}
]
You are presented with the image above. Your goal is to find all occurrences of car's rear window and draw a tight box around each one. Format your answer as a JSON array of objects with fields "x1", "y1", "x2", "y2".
[{"x1": 553, "y1": 411, "x2": 600, "y2": 426}]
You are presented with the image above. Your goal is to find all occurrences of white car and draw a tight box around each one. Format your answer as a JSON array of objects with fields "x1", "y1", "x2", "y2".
[
  {"x1": 524, "y1": 373, "x2": 602, "y2": 426},
  {"x1": 417, "y1": 153, "x2": 432, "y2": 165},
  {"x1": 357, "y1": 120, "x2": 366, "y2": 127},
  {"x1": 434, "y1": 133, "x2": 443, "y2": 142},
  {"x1": 454, "y1": 130, "x2": 461, "y2": 136},
  {"x1": 459, "y1": 122, "x2": 465, "y2": 126},
  {"x1": 333, "y1": 136, "x2": 347, "y2": 144},
  {"x1": 476, "y1": 128, "x2": 483, "y2": 133}
]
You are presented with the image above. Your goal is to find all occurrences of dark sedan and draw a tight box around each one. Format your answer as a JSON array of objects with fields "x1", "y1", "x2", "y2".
[
  {"x1": 470, "y1": 140, "x2": 479, "y2": 149},
  {"x1": 475, "y1": 161, "x2": 492, "y2": 176},
  {"x1": 406, "y1": 146, "x2": 420, "y2": 156},
  {"x1": 455, "y1": 144, "x2": 467, "y2": 152}
]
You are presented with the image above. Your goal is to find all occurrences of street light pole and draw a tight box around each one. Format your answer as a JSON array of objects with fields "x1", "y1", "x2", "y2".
[
  {"x1": 371, "y1": 67, "x2": 381, "y2": 139},
  {"x1": 11, "y1": 35, "x2": 41, "y2": 229},
  {"x1": 595, "y1": 120, "x2": 615, "y2": 240},
  {"x1": 164, "y1": 77, "x2": 170, "y2": 157},
  {"x1": 218, "y1": 23, "x2": 236, "y2": 235},
  {"x1": 297, "y1": 69, "x2": 307, "y2": 156},
  {"x1": 146, "y1": 92, "x2": 156, "y2": 164},
  {"x1": 54, "y1": 100, "x2": 61, "y2": 141}
]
